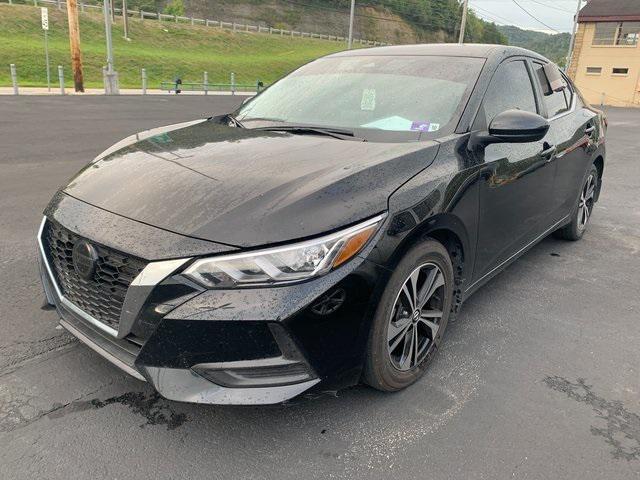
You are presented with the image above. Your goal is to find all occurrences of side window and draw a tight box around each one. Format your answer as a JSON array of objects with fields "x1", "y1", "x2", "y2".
[
  {"x1": 534, "y1": 62, "x2": 570, "y2": 118},
  {"x1": 482, "y1": 60, "x2": 538, "y2": 126},
  {"x1": 561, "y1": 72, "x2": 574, "y2": 107}
]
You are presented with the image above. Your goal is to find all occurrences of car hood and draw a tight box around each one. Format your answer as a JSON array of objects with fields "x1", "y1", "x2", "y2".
[{"x1": 64, "y1": 119, "x2": 440, "y2": 247}]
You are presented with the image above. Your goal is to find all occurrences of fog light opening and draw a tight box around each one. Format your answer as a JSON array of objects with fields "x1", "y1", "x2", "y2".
[{"x1": 192, "y1": 361, "x2": 315, "y2": 388}]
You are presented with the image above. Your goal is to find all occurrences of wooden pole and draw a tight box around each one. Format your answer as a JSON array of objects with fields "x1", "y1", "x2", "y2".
[
  {"x1": 458, "y1": 0, "x2": 469, "y2": 44},
  {"x1": 566, "y1": 0, "x2": 582, "y2": 70},
  {"x1": 66, "y1": 0, "x2": 84, "y2": 92},
  {"x1": 122, "y1": 0, "x2": 129, "y2": 39},
  {"x1": 347, "y1": 0, "x2": 355, "y2": 49}
]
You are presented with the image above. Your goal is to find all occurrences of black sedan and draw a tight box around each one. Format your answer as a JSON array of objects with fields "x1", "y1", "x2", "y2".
[{"x1": 38, "y1": 44, "x2": 606, "y2": 404}]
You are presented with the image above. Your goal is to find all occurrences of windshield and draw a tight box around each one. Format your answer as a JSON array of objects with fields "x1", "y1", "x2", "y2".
[{"x1": 235, "y1": 55, "x2": 485, "y2": 142}]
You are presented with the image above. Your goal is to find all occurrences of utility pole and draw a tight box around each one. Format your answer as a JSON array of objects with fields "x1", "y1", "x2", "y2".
[
  {"x1": 66, "y1": 0, "x2": 84, "y2": 92},
  {"x1": 122, "y1": 0, "x2": 129, "y2": 39},
  {"x1": 103, "y1": 0, "x2": 119, "y2": 94},
  {"x1": 347, "y1": 0, "x2": 355, "y2": 49},
  {"x1": 566, "y1": 0, "x2": 582, "y2": 71},
  {"x1": 458, "y1": 0, "x2": 469, "y2": 44}
]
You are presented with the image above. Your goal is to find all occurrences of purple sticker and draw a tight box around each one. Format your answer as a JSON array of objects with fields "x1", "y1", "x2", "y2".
[{"x1": 410, "y1": 121, "x2": 431, "y2": 131}]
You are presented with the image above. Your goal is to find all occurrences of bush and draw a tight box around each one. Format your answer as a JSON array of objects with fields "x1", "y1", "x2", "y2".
[{"x1": 164, "y1": 0, "x2": 184, "y2": 17}]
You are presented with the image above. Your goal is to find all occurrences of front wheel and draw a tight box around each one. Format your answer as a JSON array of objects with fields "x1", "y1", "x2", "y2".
[
  {"x1": 363, "y1": 239, "x2": 454, "y2": 392},
  {"x1": 554, "y1": 164, "x2": 599, "y2": 241}
]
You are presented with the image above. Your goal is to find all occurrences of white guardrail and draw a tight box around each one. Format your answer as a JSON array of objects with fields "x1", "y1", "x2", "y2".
[{"x1": 3, "y1": 0, "x2": 391, "y2": 47}]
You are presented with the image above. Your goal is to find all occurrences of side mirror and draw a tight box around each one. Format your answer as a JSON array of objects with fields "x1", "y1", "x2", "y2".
[
  {"x1": 489, "y1": 109, "x2": 550, "y2": 143},
  {"x1": 469, "y1": 110, "x2": 549, "y2": 151}
]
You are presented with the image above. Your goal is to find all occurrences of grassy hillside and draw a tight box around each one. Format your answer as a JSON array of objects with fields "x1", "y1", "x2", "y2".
[
  {"x1": 95, "y1": 0, "x2": 507, "y2": 45},
  {"x1": 0, "y1": 4, "x2": 352, "y2": 88},
  {"x1": 174, "y1": 0, "x2": 506, "y2": 45},
  {"x1": 498, "y1": 25, "x2": 571, "y2": 67}
]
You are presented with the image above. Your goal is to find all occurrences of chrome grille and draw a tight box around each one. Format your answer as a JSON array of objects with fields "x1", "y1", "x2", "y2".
[{"x1": 42, "y1": 220, "x2": 147, "y2": 330}]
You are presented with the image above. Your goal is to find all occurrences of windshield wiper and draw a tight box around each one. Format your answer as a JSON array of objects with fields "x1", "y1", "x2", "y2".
[
  {"x1": 254, "y1": 125, "x2": 365, "y2": 141},
  {"x1": 229, "y1": 116, "x2": 287, "y2": 127},
  {"x1": 226, "y1": 114, "x2": 245, "y2": 128}
]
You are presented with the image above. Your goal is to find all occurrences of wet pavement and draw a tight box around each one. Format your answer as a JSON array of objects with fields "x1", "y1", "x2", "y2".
[{"x1": 0, "y1": 97, "x2": 638, "y2": 479}]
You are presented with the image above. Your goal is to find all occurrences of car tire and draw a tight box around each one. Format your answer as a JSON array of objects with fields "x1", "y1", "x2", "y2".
[
  {"x1": 554, "y1": 164, "x2": 599, "y2": 241},
  {"x1": 363, "y1": 239, "x2": 454, "y2": 392}
]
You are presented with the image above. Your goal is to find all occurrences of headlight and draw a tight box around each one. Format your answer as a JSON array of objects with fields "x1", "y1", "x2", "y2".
[{"x1": 183, "y1": 214, "x2": 386, "y2": 288}]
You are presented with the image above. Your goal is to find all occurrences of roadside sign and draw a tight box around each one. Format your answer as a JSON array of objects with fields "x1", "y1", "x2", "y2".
[
  {"x1": 41, "y1": 7, "x2": 51, "y2": 91},
  {"x1": 41, "y1": 7, "x2": 49, "y2": 31}
]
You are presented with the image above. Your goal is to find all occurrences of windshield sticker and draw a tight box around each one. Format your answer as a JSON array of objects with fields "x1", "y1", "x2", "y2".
[
  {"x1": 361, "y1": 89, "x2": 376, "y2": 111},
  {"x1": 410, "y1": 121, "x2": 431, "y2": 132},
  {"x1": 410, "y1": 122, "x2": 441, "y2": 132}
]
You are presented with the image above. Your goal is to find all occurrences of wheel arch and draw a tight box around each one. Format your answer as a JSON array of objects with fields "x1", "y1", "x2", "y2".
[
  {"x1": 593, "y1": 155, "x2": 604, "y2": 201},
  {"x1": 385, "y1": 213, "x2": 471, "y2": 312}
]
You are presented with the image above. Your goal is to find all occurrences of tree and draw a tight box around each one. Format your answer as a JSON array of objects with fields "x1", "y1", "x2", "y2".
[{"x1": 164, "y1": 0, "x2": 184, "y2": 17}]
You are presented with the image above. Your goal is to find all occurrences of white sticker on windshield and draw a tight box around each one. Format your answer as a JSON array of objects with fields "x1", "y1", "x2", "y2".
[
  {"x1": 363, "y1": 116, "x2": 413, "y2": 130},
  {"x1": 361, "y1": 89, "x2": 376, "y2": 111},
  {"x1": 428, "y1": 123, "x2": 440, "y2": 132}
]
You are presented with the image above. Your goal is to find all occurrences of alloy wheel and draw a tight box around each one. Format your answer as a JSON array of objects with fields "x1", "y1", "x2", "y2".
[
  {"x1": 387, "y1": 263, "x2": 445, "y2": 371},
  {"x1": 578, "y1": 173, "x2": 596, "y2": 230}
]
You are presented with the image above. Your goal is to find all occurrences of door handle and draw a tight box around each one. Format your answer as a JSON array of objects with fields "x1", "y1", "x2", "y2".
[
  {"x1": 585, "y1": 125, "x2": 596, "y2": 137},
  {"x1": 540, "y1": 144, "x2": 557, "y2": 162}
]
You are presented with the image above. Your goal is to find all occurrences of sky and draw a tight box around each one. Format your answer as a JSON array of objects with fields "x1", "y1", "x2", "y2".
[{"x1": 469, "y1": 0, "x2": 583, "y2": 34}]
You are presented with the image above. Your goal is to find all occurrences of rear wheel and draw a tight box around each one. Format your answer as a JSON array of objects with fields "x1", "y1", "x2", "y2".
[
  {"x1": 554, "y1": 164, "x2": 599, "y2": 241},
  {"x1": 363, "y1": 239, "x2": 454, "y2": 392}
]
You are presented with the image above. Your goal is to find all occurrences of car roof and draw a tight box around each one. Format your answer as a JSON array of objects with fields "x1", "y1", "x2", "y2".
[{"x1": 328, "y1": 43, "x2": 549, "y2": 63}]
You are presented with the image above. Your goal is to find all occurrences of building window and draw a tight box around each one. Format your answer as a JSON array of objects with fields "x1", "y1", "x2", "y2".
[
  {"x1": 586, "y1": 67, "x2": 602, "y2": 75},
  {"x1": 593, "y1": 22, "x2": 640, "y2": 46},
  {"x1": 618, "y1": 22, "x2": 640, "y2": 45},
  {"x1": 612, "y1": 67, "x2": 630, "y2": 76},
  {"x1": 593, "y1": 23, "x2": 618, "y2": 45}
]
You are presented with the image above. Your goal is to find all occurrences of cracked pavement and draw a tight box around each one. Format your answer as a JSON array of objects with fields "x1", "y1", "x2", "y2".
[{"x1": 0, "y1": 97, "x2": 638, "y2": 479}]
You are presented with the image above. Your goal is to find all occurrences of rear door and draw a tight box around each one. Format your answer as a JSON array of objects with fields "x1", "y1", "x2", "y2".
[
  {"x1": 473, "y1": 58, "x2": 557, "y2": 282},
  {"x1": 531, "y1": 61, "x2": 598, "y2": 220}
]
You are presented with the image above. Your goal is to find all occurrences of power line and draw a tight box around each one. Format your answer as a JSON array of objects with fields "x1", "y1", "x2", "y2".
[
  {"x1": 471, "y1": 3, "x2": 546, "y2": 33},
  {"x1": 471, "y1": 4, "x2": 521, "y2": 26},
  {"x1": 510, "y1": 0, "x2": 561, "y2": 33},
  {"x1": 526, "y1": 0, "x2": 574, "y2": 14},
  {"x1": 279, "y1": 0, "x2": 517, "y2": 42},
  {"x1": 472, "y1": 11, "x2": 509, "y2": 26},
  {"x1": 471, "y1": 2, "x2": 572, "y2": 41},
  {"x1": 472, "y1": 1, "x2": 573, "y2": 36},
  {"x1": 281, "y1": 0, "x2": 568, "y2": 42}
]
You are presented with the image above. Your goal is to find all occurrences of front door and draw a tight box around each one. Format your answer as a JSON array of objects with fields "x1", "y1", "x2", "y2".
[
  {"x1": 473, "y1": 59, "x2": 557, "y2": 282},
  {"x1": 531, "y1": 62, "x2": 598, "y2": 220}
]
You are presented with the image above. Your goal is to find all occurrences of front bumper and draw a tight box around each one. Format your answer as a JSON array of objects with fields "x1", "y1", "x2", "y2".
[{"x1": 38, "y1": 207, "x2": 384, "y2": 404}]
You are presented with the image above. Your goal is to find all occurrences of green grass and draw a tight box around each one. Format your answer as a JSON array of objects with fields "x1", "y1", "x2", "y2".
[{"x1": 0, "y1": 4, "x2": 351, "y2": 89}]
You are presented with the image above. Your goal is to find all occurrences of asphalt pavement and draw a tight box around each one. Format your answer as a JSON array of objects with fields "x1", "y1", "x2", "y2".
[{"x1": 0, "y1": 96, "x2": 638, "y2": 479}]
